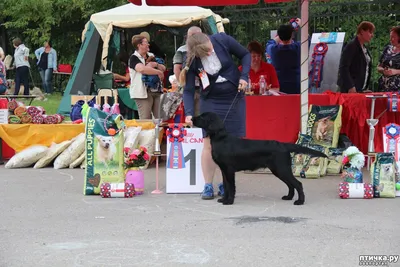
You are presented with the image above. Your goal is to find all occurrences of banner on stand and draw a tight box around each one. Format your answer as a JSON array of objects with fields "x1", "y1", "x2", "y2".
[{"x1": 166, "y1": 127, "x2": 204, "y2": 193}]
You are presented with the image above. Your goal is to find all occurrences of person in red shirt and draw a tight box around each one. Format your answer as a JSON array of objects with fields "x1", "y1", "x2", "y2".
[
  {"x1": 239, "y1": 41, "x2": 279, "y2": 94},
  {"x1": 113, "y1": 51, "x2": 131, "y2": 87}
]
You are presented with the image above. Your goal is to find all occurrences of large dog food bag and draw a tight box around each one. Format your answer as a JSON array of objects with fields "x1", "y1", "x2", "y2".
[
  {"x1": 370, "y1": 153, "x2": 396, "y2": 198},
  {"x1": 300, "y1": 144, "x2": 329, "y2": 179},
  {"x1": 306, "y1": 105, "x2": 342, "y2": 148},
  {"x1": 326, "y1": 148, "x2": 345, "y2": 175},
  {"x1": 84, "y1": 108, "x2": 125, "y2": 195}
]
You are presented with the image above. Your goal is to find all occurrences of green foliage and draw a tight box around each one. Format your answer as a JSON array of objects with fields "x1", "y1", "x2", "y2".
[
  {"x1": 0, "y1": 0, "x2": 126, "y2": 64},
  {"x1": 0, "y1": 0, "x2": 398, "y2": 91}
]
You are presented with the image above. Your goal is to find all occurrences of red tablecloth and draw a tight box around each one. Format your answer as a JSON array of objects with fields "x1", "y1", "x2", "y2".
[{"x1": 245, "y1": 92, "x2": 400, "y2": 155}]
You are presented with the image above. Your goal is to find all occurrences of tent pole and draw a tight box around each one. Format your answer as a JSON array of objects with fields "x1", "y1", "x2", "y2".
[{"x1": 300, "y1": 0, "x2": 309, "y2": 134}]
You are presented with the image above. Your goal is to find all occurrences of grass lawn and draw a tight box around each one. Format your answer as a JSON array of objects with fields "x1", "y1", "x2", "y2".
[{"x1": 18, "y1": 93, "x2": 63, "y2": 115}]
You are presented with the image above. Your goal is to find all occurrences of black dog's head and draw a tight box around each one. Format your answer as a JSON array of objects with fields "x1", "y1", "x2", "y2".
[{"x1": 192, "y1": 112, "x2": 226, "y2": 136}]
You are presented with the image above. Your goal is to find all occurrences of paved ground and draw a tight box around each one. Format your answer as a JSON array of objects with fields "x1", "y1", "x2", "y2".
[{"x1": 0, "y1": 163, "x2": 399, "y2": 267}]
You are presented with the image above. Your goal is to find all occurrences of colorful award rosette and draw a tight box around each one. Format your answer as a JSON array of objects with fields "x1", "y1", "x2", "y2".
[
  {"x1": 387, "y1": 93, "x2": 399, "y2": 112},
  {"x1": 384, "y1": 123, "x2": 400, "y2": 161},
  {"x1": 166, "y1": 123, "x2": 187, "y2": 169}
]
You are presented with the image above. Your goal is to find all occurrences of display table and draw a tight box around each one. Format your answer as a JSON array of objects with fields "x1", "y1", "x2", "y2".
[
  {"x1": 0, "y1": 120, "x2": 156, "y2": 155},
  {"x1": 245, "y1": 92, "x2": 400, "y2": 154}
]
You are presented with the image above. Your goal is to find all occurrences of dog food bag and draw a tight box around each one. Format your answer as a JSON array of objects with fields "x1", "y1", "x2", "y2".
[
  {"x1": 124, "y1": 126, "x2": 142, "y2": 152},
  {"x1": 69, "y1": 152, "x2": 85, "y2": 169},
  {"x1": 292, "y1": 134, "x2": 315, "y2": 176},
  {"x1": 394, "y1": 162, "x2": 400, "y2": 197},
  {"x1": 370, "y1": 153, "x2": 396, "y2": 198},
  {"x1": 300, "y1": 144, "x2": 329, "y2": 179},
  {"x1": 295, "y1": 133, "x2": 314, "y2": 145},
  {"x1": 292, "y1": 153, "x2": 306, "y2": 177},
  {"x1": 306, "y1": 105, "x2": 342, "y2": 148},
  {"x1": 5, "y1": 145, "x2": 48, "y2": 169},
  {"x1": 84, "y1": 108, "x2": 125, "y2": 195},
  {"x1": 326, "y1": 148, "x2": 345, "y2": 175},
  {"x1": 137, "y1": 129, "x2": 156, "y2": 170},
  {"x1": 54, "y1": 133, "x2": 85, "y2": 169},
  {"x1": 34, "y1": 140, "x2": 73, "y2": 168}
]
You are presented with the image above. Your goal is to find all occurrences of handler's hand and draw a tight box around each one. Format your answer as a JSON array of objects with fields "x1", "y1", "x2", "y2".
[
  {"x1": 238, "y1": 79, "x2": 248, "y2": 91},
  {"x1": 185, "y1": 116, "x2": 193, "y2": 127}
]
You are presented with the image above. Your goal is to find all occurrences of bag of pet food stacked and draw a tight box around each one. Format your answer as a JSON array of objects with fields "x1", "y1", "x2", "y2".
[
  {"x1": 292, "y1": 134, "x2": 313, "y2": 176},
  {"x1": 306, "y1": 105, "x2": 343, "y2": 148},
  {"x1": 326, "y1": 148, "x2": 345, "y2": 175},
  {"x1": 370, "y1": 153, "x2": 396, "y2": 198},
  {"x1": 292, "y1": 133, "x2": 328, "y2": 178},
  {"x1": 83, "y1": 108, "x2": 125, "y2": 195}
]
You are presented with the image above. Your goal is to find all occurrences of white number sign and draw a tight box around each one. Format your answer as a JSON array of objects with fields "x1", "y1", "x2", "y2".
[{"x1": 166, "y1": 127, "x2": 205, "y2": 193}]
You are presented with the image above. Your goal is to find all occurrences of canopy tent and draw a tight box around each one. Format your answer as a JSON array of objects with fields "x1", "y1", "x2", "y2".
[
  {"x1": 128, "y1": 0, "x2": 310, "y2": 134},
  {"x1": 57, "y1": 3, "x2": 228, "y2": 115},
  {"x1": 130, "y1": 0, "x2": 292, "y2": 4}
]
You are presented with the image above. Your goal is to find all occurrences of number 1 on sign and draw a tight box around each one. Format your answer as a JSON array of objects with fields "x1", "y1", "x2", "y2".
[{"x1": 184, "y1": 149, "x2": 196, "y2": 185}]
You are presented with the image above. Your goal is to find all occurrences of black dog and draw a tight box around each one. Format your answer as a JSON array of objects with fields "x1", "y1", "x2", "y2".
[{"x1": 192, "y1": 112, "x2": 327, "y2": 206}]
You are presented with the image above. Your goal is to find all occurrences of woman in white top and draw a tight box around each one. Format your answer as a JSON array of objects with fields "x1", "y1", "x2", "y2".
[
  {"x1": 12, "y1": 38, "x2": 30, "y2": 95},
  {"x1": 128, "y1": 35, "x2": 165, "y2": 119}
]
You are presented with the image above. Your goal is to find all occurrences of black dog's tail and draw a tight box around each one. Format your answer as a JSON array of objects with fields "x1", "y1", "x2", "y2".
[{"x1": 285, "y1": 143, "x2": 328, "y2": 158}]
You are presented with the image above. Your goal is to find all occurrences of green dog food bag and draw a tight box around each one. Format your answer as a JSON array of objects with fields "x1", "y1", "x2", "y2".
[
  {"x1": 370, "y1": 153, "x2": 396, "y2": 198},
  {"x1": 83, "y1": 108, "x2": 125, "y2": 195},
  {"x1": 306, "y1": 105, "x2": 343, "y2": 148}
]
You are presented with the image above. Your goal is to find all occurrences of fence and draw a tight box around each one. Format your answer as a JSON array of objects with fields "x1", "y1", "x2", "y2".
[{"x1": 209, "y1": 0, "x2": 400, "y2": 91}]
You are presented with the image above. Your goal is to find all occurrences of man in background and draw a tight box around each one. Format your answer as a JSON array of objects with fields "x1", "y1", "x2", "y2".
[
  {"x1": 172, "y1": 26, "x2": 202, "y2": 79},
  {"x1": 266, "y1": 23, "x2": 300, "y2": 94}
]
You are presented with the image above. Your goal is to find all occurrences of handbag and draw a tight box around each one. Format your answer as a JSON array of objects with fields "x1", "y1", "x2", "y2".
[{"x1": 70, "y1": 97, "x2": 96, "y2": 121}]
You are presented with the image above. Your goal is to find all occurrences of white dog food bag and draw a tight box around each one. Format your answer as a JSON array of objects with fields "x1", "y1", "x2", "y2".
[
  {"x1": 306, "y1": 105, "x2": 342, "y2": 148},
  {"x1": 124, "y1": 126, "x2": 142, "y2": 151},
  {"x1": 34, "y1": 140, "x2": 73, "y2": 168},
  {"x1": 53, "y1": 133, "x2": 85, "y2": 169},
  {"x1": 137, "y1": 128, "x2": 156, "y2": 169},
  {"x1": 69, "y1": 152, "x2": 85, "y2": 169},
  {"x1": 84, "y1": 108, "x2": 125, "y2": 195},
  {"x1": 5, "y1": 145, "x2": 48, "y2": 169}
]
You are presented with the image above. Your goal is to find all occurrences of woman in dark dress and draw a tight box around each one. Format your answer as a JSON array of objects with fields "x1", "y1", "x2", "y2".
[
  {"x1": 180, "y1": 32, "x2": 250, "y2": 200},
  {"x1": 377, "y1": 26, "x2": 400, "y2": 92}
]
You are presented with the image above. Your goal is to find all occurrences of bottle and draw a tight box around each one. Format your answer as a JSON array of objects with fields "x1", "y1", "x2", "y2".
[
  {"x1": 259, "y1": 75, "x2": 266, "y2": 95},
  {"x1": 247, "y1": 76, "x2": 252, "y2": 94},
  {"x1": 265, "y1": 52, "x2": 272, "y2": 64}
]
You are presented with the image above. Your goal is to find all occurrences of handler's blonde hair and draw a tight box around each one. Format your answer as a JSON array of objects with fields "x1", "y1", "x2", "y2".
[{"x1": 179, "y1": 33, "x2": 211, "y2": 86}]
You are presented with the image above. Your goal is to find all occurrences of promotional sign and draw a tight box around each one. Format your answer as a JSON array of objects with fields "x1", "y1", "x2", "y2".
[{"x1": 166, "y1": 126, "x2": 205, "y2": 193}]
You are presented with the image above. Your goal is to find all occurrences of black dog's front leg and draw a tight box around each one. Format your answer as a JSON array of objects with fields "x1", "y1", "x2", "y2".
[{"x1": 218, "y1": 168, "x2": 235, "y2": 205}]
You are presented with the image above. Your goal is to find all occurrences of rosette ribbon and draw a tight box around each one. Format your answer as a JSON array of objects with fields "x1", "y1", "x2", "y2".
[{"x1": 166, "y1": 123, "x2": 187, "y2": 169}]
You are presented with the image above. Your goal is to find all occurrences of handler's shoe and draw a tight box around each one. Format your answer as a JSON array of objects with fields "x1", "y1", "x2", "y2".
[
  {"x1": 217, "y1": 183, "x2": 224, "y2": 197},
  {"x1": 201, "y1": 183, "x2": 214, "y2": 200}
]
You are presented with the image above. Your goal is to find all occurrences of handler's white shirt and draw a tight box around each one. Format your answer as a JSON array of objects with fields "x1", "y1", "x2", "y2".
[{"x1": 128, "y1": 50, "x2": 155, "y2": 99}]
